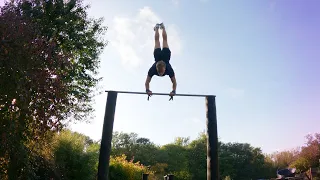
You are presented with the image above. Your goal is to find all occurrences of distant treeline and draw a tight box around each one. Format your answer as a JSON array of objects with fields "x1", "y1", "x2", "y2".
[{"x1": 3, "y1": 128, "x2": 319, "y2": 179}]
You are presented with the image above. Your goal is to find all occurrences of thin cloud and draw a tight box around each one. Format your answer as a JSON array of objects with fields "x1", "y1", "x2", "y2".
[{"x1": 110, "y1": 6, "x2": 182, "y2": 68}]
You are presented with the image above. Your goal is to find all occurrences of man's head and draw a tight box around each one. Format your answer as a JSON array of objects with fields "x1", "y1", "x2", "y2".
[{"x1": 156, "y1": 61, "x2": 166, "y2": 76}]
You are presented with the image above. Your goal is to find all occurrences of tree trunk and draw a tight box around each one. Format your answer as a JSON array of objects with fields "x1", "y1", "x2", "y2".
[{"x1": 8, "y1": 151, "x2": 19, "y2": 180}]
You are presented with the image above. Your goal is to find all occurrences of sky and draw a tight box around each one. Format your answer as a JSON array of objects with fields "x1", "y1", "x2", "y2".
[{"x1": 1, "y1": 0, "x2": 320, "y2": 154}]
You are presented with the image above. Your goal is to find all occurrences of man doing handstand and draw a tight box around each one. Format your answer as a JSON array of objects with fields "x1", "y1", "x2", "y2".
[{"x1": 145, "y1": 23, "x2": 177, "y2": 97}]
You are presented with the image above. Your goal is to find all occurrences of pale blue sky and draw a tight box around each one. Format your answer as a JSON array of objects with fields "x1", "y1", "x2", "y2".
[{"x1": 1, "y1": 0, "x2": 319, "y2": 154}]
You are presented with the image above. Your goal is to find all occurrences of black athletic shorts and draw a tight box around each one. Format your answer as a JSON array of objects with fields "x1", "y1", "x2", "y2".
[{"x1": 153, "y1": 47, "x2": 171, "y2": 62}]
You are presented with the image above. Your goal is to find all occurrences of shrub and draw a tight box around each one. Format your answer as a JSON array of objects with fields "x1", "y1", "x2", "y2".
[{"x1": 109, "y1": 154, "x2": 154, "y2": 180}]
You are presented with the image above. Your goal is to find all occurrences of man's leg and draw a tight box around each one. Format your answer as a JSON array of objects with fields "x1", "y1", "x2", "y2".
[
  {"x1": 160, "y1": 23, "x2": 169, "y2": 48},
  {"x1": 153, "y1": 24, "x2": 162, "y2": 61},
  {"x1": 159, "y1": 23, "x2": 171, "y2": 61},
  {"x1": 154, "y1": 24, "x2": 161, "y2": 49}
]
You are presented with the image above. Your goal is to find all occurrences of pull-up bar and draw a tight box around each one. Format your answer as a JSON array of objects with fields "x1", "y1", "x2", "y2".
[
  {"x1": 97, "y1": 90, "x2": 219, "y2": 180},
  {"x1": 104, "y1": 90, "x2": 216, "y2": 97}
]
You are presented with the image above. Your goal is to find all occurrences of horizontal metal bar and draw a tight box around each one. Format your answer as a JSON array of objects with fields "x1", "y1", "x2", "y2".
[{"x1": 105, "y1": 90, "x2": 215, "y2": 97}]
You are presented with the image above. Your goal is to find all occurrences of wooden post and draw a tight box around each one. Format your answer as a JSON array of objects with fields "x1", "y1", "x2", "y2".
[
  {"x1": 97, "y1": 91, "x2": 118, "y2": 180},
  {"x1": 206, "y1": 96, "x2": 219, "y2": 180}
]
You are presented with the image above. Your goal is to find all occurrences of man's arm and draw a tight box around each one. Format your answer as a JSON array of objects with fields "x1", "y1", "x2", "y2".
[
  {"x1": 168, "y1": 66, "x2": 177, "y2": 93},
  {"x1": 145, "y1": 75, "x2": 152, "y2": 90},
  {"x1": 146, "y1": 65, "x2": 155, "y2": 91},
  {"x1": 170, "y1": 76, "x2": 177, "y2": 91}
]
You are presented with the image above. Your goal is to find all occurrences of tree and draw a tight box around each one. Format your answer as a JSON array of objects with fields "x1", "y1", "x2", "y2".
[
  {"x1": 290, "y1": 157, "x2": 309, "y2": 172},
  {"x1": 111, "y1": 132, "x2": 139, "y2": 160},
  {"x1": 218, "y1": 142, "x2": 274, "y2": 179},
  {"x1": 174, "y1": 137, "x2": 190, "y2": 147},
  {"x1": 270, "y1": 150, "x2": 299, "y2": 169},
  {"x1": 299, "y1": 134, "x2": 320, "y2": 167},
  {"x1": 17, "y1": 0, "x2": 108, "y2": 123},
  {"x1": 0, "y1": 4, "x2": 68, "y2": 178},
  {"x1": 290, "y1": 133, "x2": 320, "y2": 171},
  {"x1": 112, "y1": 132, "x2": 139, "y2": 150},
  {"x1": 0, "y1": 0, "x2": 107, "y2": 178},
  {"x1": 186, "y1": 132, "x2": 207, "y2": 179},
  {"x1": 136, "y1": 137, "x2": 152, "y2": 145},
  {"x1": 52, "y1": 130, "x2": 99, "y2": 180},
  {"x1": 111, "y1": 132, "x2": 160, "y2": 166},
  {"x1": 261, "y1": 154, "x2": 278, "y2": 178},
  {"x1": 157, "y1": 144, "x2": 189, "y2": 173}
]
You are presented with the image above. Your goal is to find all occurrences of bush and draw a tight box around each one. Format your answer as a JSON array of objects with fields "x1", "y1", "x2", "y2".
[
  {"x1": 109, "y1": 154, "x2": 153, "y2": 180},
  {"x1": 52, "y1": 130, "x2": 98, "y2": 180},
  {"x1": 173, "y1": 170, "x2": 193, "y2": 180}
]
